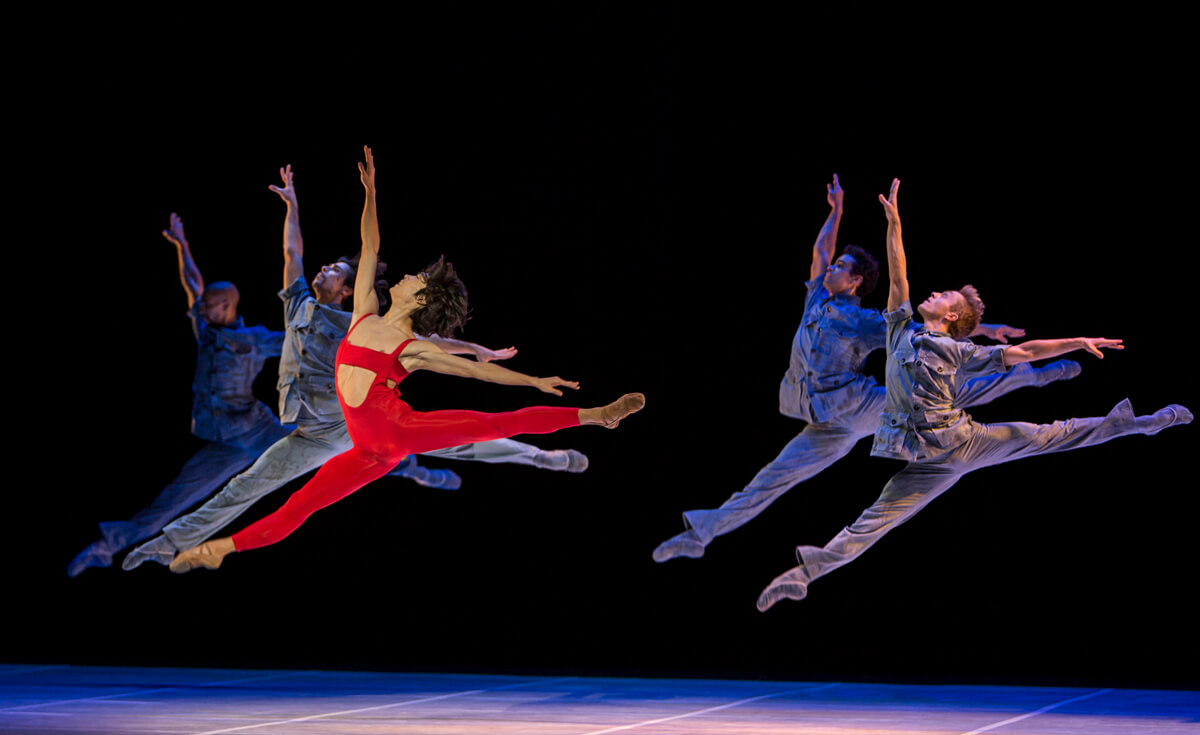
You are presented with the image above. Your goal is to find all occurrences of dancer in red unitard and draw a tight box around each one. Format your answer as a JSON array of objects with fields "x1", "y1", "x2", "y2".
[{"x1": 170, "y1": 146, "x2": 645, "y2": 572}]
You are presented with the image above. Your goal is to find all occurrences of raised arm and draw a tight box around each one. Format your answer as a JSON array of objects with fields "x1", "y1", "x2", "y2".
[
  {"x1": 878, "y1": 178, "x2": 908, "y2": 311},
  {"x1": 401, "y1": 342, "x2": 577, "y2": 395},
  {"x1": 809, "y1": 174, "x2": 844, "y2": 281},
  {"x1": 353, "y1": 145, "x2": 382, "y2": 319},
  {"x1": 1002, "y1": 337, "x2": 1123, "y2": 367},
  {"x1": 162, "y1": 213, "x2": 204, "y2": 308},
  {"x1": 268, "y1": 164, "x2": 304, "y2": 289},
  {"x1": 416, "y1": 333, "x2": 518, "y2": 363}
]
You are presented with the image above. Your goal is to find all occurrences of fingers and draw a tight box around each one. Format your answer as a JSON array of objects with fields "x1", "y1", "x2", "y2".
[{"x1": 832, "y1": 172, "x2": 839, "y2": 188}]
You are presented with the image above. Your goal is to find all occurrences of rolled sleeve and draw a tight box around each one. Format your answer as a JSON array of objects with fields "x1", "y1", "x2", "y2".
[
  {"x1": 958, "y1": 341, "x2": 1009, "y2": 378},
  {"x1": 279, "y1": 277, "x2": 311, "y2": 324}
]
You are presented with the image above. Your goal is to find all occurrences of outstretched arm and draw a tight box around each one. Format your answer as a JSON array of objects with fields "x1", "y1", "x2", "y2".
[
  {"x1": 353, "y1": 145, "x2": 382, "y2": 319},
  {"x1": 401, "y1": 342, "x2": 577, "y2": 395},
  {"x1": 416, "y1": 334, "x2": 518, "y2": 362},
  {"x1": 268, "y1": 164, "x2": 304, "y2": 289},
  {"x1": 809, "y1": 174, "x2": 844, "y2": 281},
  {"x1": 1002, "y1": 337, "x2": 1123, "y2": 366},
  {"x1": 162, "y1": 213, "x2": 204, "y2": 308},
  {"x1": 879, "y1": 178, "x2": 908, "y2": 311}
]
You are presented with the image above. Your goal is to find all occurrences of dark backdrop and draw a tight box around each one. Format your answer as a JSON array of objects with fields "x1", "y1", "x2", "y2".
[{"x1": 12, "y1": 6, "x2": 1197, "y2": 690}]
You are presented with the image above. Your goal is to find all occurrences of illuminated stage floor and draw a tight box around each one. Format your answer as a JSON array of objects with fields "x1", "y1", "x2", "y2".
[{"x1": 1, "y1": 664, "x2": 1196, "y2": 734}]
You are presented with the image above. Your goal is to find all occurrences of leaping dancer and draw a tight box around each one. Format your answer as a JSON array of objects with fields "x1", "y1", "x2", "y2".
[
  {"x1": 654, "y1": 175, "x2": 1076, "y2": 563},
  {"x1": 756, "y1": 178, "x2": 1191, "y2": 610},
  {"x1": 169, "y1": 146, "x2": 645, "y2": 572}
]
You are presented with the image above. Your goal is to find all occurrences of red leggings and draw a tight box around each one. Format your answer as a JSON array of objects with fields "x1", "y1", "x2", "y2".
[{"x1": 232, "y1": 384, "x2": 580, "y2": 551}]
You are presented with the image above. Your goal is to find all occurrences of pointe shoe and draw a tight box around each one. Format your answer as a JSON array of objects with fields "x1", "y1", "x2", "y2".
[
  {"x1": 652, "y1": 529, "x2": 705, "y2": 562},
  {"x1": 597, "y1": 393, "x2": 646, "y2": 429},
  {"x1": 169, "y1": 540, "x2": 231, "y2": 574}
]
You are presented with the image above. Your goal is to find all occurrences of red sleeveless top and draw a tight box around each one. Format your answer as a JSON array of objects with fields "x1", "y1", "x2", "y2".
[{"x1": 335, "y1": 314, "x2": 414, "y2": 388}]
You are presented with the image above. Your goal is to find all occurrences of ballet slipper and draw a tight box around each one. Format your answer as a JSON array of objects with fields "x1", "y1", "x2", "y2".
[
  {"x1": 596, "y1": 393, "x2": 646, "y2": 429},
  {"x1": 169, "y1": 539, "x2": 234, "y2": 574}
]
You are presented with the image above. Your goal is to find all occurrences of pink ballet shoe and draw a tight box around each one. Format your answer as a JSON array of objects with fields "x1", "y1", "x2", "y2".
[
  {"x1": 169, "y1": 540, "x2": 232, "y2": 574},
  {"x1": 598, "y1": 393, "x2": 646, "y2": 429}
]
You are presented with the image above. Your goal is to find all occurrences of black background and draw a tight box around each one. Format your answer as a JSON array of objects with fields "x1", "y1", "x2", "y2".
[{"x1": 11, "y1": 6, "x2": 1197, "y2": 690}]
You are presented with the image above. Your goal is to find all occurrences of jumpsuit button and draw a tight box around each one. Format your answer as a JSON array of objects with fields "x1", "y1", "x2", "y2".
[{"x1": 937, "y1": 366, "x2": 944, "y2": 373}]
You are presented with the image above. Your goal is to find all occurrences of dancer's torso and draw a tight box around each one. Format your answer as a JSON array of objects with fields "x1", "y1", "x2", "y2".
[{"x1": 335, "y1": 314, "x2": 415, "y2": 409}]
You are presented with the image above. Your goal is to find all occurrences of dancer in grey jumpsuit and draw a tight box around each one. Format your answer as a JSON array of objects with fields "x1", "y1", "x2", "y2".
[
  {"x1": 654, "y1": 175, "x2": 1077, "y2": 562},
  {"x1": 756, "y1": 178, "x2": 1192, "y2": 610},
  {"x1": 124, "y1": 165, "x2": 587, "y2": 570}
]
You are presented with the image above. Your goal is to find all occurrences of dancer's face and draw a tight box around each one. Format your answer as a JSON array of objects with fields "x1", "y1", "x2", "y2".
[
  {"x1": 313, "y1": 262, "x2": 354, "y2": 305},
  {"x1": 389, "y1": 273, "x2": 429, "y2": 311},
  {"x1": 199, "y1": 289, "x2": 239, "y2": 327},
  {"x1": 917, "y1": 290, "x2": 963, "y2": 326},
  {"x1": 823, "y1": 254, "x2": 863, "y2": 296}
]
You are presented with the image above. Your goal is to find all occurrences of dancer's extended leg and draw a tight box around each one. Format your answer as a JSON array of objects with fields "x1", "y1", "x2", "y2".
[
  {"x1": 757, "y1": 400, "x2": 1191, "y2": 610},
  {"x1": 68, "y1": 417, "x2": 292, "y2": 576},
  {"x1": 423, "y1": 439, "x2": 589, "y2": 473}
]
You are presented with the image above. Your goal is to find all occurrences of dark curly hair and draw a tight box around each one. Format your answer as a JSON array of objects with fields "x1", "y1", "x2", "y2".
[
  {"x1": 410, "y1": 255, "x2": 470, "y2": 337},
  {"x1": 337, "y1": 254, "x2": 390, "y2": 313},
  {"x1": 842, "y1": 244, "x2": 880, "y2": 297}
]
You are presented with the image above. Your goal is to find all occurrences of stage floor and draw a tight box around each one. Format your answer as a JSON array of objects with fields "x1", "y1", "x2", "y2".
[{"x1": 1, "y1": 664, "x2": 1196, "y2": 734}]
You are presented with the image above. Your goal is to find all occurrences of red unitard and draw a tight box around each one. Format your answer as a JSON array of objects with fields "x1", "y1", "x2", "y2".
[{"x1": 232, "y1": 315, "x2": 580, "y2": 551}]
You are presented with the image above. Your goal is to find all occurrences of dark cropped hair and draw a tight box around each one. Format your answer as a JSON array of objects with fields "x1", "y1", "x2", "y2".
[
  {"x1": 411, "y1": 255, "x2": 470, "y2": 337},
  {"x1": 337, "y1": 254, "x2": 390, "y2": 313},
  {"x1": 843, "y1": 244, "x2": 880, "y2": 297}
]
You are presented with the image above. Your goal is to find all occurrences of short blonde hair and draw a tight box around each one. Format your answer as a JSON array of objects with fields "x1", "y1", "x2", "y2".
[{"x1": 949, "y1": 285, "x2": 984, "y2": 339}]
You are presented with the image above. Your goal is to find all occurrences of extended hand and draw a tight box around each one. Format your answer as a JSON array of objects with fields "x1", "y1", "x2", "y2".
[
  {"x1": 827, "y1": 173, "x2": 844, "y2": 211},
  {"x1": 268, "y1": 164, "x2": 298, "y2": 205},
  {"x1": 358, "y1": 145, "x2": 376, "y2": 192},
  {"x1": 1081, "y1": 337, "x2": 1123, "y2": 358},
  {"x1": 991, "y1": 325, "x2": 1026, "y2": 344},
  {"x1": 478, "y1": 346, "x2": 518, "y2": 363},
  {"x1": 878, "y1": 178, "x2": 900, "y2": 222},
  {"x1": 533, "y1": 376, "x2": 579, "y2": 396},
  {"x1": 161, "y1": 212, "x2": 187, "y2": 246}
]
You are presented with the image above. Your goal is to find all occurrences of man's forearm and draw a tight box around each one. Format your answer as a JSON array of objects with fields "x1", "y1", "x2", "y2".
[
  {"x1": 1003, "y1": 338, "x2": 1082, "y2": 366},
  {"x1": 885, "y1": 220, "x2": 908, "y2": 310},
  {"x1": 174, "y1": 240, "x2": 203, "y2": 307},
  {"x1": 282, "y1": 202, "x2": 304, "y2": 288}
]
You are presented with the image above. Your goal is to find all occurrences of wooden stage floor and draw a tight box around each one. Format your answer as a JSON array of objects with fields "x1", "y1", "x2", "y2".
[{"x1": 1, "y1": 664, "x2": 1196, "y2": 734}]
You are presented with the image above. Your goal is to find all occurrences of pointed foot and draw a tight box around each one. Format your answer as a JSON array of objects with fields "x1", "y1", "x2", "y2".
[
  {"x1": 1142, "y1": 404, "x2": 1193, "y2": 436},
  {"x1": 534, "y1": 449, "x2": 590, "y2": 473},
  {"x1": 122, "y1": 536, "x2": 178, "y2": 571},
  {"x1": 756, "y1": 565, "x2": 810, "y2": 612},
  {"x1": 169, "y1": 539, "x2": 233, "y2": 574},
  {"x1": 67, "y1": 542, "x2": 112, "y2": 578},
  {"x1": 598, "y1": 393, "x2": 646, "y2": 429},
  {"x1": 652, "y1": 529, "x2": 706, "y2": 562},
  {"x1": 1038, "y1": 359, "x2": 1082, "y2": 384}
]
